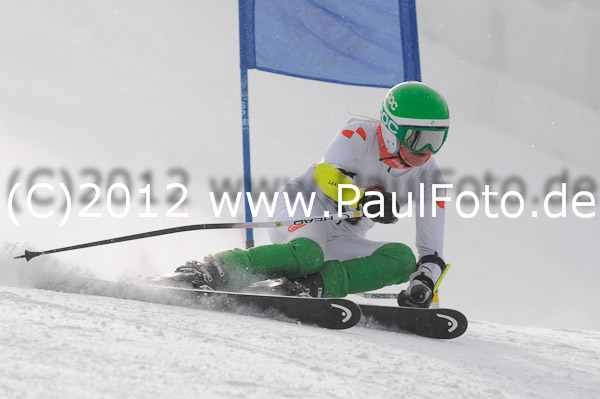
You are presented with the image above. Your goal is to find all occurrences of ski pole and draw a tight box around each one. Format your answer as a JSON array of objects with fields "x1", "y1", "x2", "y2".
[{"x1": 14, "y1": 210, "x2": 362, "y2": 262}]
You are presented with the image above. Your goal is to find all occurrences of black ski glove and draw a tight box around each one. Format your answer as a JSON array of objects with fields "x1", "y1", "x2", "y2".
[{"x1": 358, "y1": 191, "x2": 398, "y2": 224}]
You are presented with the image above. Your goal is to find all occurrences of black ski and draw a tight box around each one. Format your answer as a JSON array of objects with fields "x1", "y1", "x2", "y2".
[
  {"x1": 107, "y1": 282, "x2": 361, "y2": 330},
  {"x1": 45, "y1": 275, "x2": 360, "y2": 330},
  {"x1": 57, "y1": 276, "x2": 466, "y2": 335},
  {"x1": 358, "y1": 304, "x2": 468, "y2": 339}
]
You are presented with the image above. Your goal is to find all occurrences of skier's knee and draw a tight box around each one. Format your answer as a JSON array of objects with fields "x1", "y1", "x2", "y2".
[
  {"x1": 373, "y1": 243, "x2": 416, "y2": 283},
  {"x1": 288, "y1": 238, "x2": 324, "y2": 275}
]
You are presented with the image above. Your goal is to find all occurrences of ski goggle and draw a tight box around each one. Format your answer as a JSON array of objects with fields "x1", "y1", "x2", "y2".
[{"x1": 397, "y1": 126, "x2": 448, "y2": 154}]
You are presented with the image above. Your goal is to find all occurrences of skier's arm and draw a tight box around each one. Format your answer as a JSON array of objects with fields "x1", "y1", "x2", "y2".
[
  {"x1": 322, "y1": 120, "x2": 370, "y2": 172},
  {"x1": 414, "y1": 159, "x2": 446, "y2": 266},
  {"x1": 314, "y1": 163, "x2": 398, "y2": 224},
  {"x1": 313, "y1": 121, "x2": 371, "y2": 206},
  {"x1": 314, "y1": 163, "x2": 364, "y2": 207},
  {"x1": 315, "y1": 121, "x2": 397, "y2": 223}
]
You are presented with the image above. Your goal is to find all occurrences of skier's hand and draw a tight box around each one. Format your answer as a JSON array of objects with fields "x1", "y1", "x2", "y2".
[{"x1": 358, "y1": 191, "x2": 398, "y2": 224}]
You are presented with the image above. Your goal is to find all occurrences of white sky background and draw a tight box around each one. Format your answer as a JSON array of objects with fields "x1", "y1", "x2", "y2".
[{"x1": 0, "y1": 1, "x2": 598, "y2": 330}]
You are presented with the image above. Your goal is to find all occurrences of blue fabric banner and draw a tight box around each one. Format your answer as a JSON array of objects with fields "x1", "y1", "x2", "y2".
[{"x1": 239, "y1": 0, "x2": 421, "y2": 87}]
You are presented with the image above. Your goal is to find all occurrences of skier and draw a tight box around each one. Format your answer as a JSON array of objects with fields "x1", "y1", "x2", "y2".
[{"x1": 167, "y1": 81, "x2": 450, "y2": 309}]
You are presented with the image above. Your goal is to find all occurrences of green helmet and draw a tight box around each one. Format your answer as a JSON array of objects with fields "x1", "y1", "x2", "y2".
[{"x1": 380, "y1": 81, "x2": 450, "y2": 155}]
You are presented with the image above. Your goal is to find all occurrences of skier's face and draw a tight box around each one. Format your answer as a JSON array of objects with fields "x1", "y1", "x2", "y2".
[{"x1": 399, "y1": 145, "x2": 432, "y2": 167}]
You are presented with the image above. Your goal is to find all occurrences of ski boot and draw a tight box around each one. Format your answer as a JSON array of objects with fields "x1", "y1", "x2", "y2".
[
  {"x1": 397, "y1": 253, "x2": 447, "y2": 308},
  {"x1": 246, "y1": 273, "x2": 325, "y2": 298},
  {"x1": 154, "y1": 255, "x2": 228, "y2": 290}
]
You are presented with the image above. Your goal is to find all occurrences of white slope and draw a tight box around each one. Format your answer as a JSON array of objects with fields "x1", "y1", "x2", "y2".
[
  {"x1": 1, "y1": 250, "x2": 599, "y2": 399},
  {"x1": 1, "y1": 283, "x2": 599, "y2": 399}
]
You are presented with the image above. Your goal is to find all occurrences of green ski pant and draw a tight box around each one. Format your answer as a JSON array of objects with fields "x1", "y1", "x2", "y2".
[{"x1": 217, "y1": 238, "x2": 416, "y2": 297}]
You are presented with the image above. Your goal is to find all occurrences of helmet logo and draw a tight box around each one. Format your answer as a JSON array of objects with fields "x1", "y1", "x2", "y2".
[
  {"x1": 386, "y1": 93, "x2": 398, "y2": 111},
  {"x1": 381, "y1": 107, "x2": 399, "y2": 135}
]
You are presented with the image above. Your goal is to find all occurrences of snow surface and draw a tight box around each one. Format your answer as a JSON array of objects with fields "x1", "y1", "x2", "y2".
[
  {"x1": 2, "y1": 282, "x2": 599, "y2": 399},
  {"x1": 1, "y1": 247, "x2": 599, "y2": 398}
]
